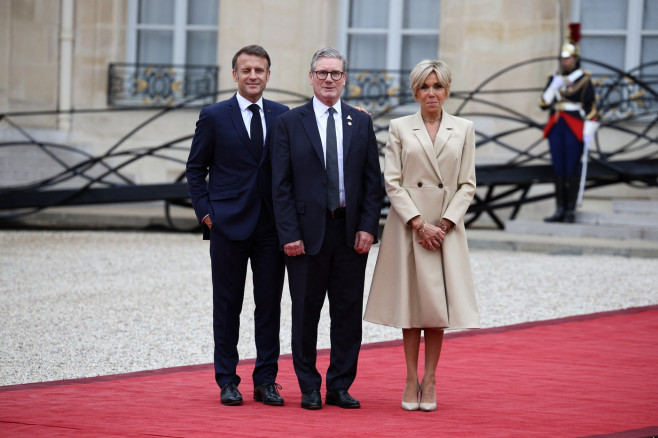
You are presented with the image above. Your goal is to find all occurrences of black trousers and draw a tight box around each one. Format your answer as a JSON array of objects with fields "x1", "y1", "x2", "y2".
[
  {"x1": 209, "y1": 207, "x2": 285, "y2": 388},
  {"x1": 285, "y1": 215, "x2": 369, "y2": 393}
]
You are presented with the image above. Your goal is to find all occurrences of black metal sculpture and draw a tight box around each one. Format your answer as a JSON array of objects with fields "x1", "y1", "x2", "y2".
[{"x1": 1, "y1": 57, "x2": 656, "y2": 230}]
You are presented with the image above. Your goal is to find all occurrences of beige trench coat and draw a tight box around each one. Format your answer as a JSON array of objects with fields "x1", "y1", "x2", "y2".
[{"x1": 364, "y1": 111, "x2": 480, "y2": 329}]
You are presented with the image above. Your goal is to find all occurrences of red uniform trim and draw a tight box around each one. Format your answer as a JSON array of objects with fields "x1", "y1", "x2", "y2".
[{"x1": 543, "y1": 112, "x2": 584, "y2": 141}]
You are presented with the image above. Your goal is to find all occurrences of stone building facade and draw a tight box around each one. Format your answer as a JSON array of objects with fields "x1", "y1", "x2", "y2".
[{"x1": 1, "y1": 0, "x2": 655, "y2": 218}]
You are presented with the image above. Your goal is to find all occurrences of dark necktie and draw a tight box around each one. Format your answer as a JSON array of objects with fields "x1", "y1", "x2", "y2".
[
  {"x1": 325, "y1": 107, "x2": 340, "y2": 212},
  {"x1": 248, "y1": 103, "x2": 263, "y2": 157}
]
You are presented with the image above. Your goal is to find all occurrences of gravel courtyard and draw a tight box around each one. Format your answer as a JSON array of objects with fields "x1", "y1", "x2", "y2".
[{"x1": 2, "y1": 230, "x2": 657, "y2": 386}]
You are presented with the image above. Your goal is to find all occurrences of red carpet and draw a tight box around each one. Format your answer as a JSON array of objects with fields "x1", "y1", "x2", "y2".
[{"x1": 2, "y1": 306, "x2": 657, "y2": 437}]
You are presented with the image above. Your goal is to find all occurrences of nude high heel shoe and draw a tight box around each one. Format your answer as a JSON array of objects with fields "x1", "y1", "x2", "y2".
[
  {"x1": 419, "y1": 379, "x2": 437, "y2": 412},
  {"x1": 401, "y1": 381, "x2": 420, "y2": 411}
]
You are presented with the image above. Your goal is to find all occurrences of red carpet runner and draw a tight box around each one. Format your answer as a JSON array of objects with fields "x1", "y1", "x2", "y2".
[{"x1": 1, "y1": 306, "x2": 657, "y2": 437}]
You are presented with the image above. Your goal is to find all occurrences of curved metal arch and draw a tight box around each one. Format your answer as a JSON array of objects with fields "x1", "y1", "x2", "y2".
[
  {"x1": 355, "y1": 56, "x2": 657, "y2": 226},
  {"x1": 1, "y1": 60, "x2": 656, "y2": 229}
]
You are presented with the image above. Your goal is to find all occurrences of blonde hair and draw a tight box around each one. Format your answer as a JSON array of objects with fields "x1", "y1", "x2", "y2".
[{"x1": 409, "y1": 60, "x2": 451, "y2": 100}]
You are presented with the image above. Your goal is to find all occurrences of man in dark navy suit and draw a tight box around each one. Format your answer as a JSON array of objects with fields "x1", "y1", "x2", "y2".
[
  {"x1": 271, "y1": 47, "x2": 382, "y2": 410},
  {"x1": 186, "y1": 45, "x2": 289, "y2": 407}
]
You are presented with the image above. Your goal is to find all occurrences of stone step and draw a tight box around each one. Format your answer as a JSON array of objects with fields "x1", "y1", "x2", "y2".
[
  {"x1": 576, "y1": 211, "x2": 658, "y2": 228},
  {"x1": 613, "y1": 199, "x2": 658, "y2": 215},
  {"x1": 505, "y1": 219, "x2": 658, "y2": 242}
]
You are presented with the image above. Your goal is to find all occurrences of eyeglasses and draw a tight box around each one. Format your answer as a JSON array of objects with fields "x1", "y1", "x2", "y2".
[{"x1": 313, "y1": 70, "x2": 345, "y2": 81}]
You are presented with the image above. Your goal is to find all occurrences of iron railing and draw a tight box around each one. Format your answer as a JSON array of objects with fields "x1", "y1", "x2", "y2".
[
  {"x1": 107, "y1": 63, "x2": 219, "y2": 107},
  {"x1": 346, "y1": 61, "x2": 658, "y2": 122},
  {"x1": 345, "y1": 69, "x2": 414, "y2": 113},
  {"x1": 1, "y1": 58, "x2": 657, "y2": 230}
]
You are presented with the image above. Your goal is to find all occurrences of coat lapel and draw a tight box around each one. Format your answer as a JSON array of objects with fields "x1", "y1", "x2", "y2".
[
  {"x1": 340, "y1": 102, "x2": 354, "y2": 163},
  {"x1": 263, "y1": 99, "x2": 277, "y2": 163},
  {"x1": 228, "y1": 94, "x2": 260, "y2": 161},
  {"x1": 412, "y1": 111, "x2": 443, "y2": 181},
  {"x1": 434, "y1": 112, "x2": 454, "y2": 158},
  {"x1": 300, "y1": 99, "x2": 325, "y2": 165}
]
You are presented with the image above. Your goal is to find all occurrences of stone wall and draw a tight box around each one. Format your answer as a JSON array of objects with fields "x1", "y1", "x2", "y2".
[{"x1": 1, "y1": 0, "x2": 654, "y2": 211}]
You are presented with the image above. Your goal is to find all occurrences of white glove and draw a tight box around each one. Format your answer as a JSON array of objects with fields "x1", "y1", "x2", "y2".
[
  {"x1": 583, "y1": 120, "x2": 600, "y2": 148},
  {"x1": 549, "y1": 74, "x2": 564, "y2": 90},
  {"x1": 542, "y1": 74, "x2": 564, "y2": 104}
]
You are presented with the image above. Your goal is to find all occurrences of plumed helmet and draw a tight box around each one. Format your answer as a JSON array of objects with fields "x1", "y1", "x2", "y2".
[{"x1": 561, "y1": 23, "x2": 581, "y2": 58}]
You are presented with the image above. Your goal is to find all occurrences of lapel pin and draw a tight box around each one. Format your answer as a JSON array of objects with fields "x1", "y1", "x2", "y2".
[
  {"x1": 348, "y1": 122, "x2": 352, "y2": 126},
  {"x1": 347, "y1": 115, "x2": 352, "y2": 120}
]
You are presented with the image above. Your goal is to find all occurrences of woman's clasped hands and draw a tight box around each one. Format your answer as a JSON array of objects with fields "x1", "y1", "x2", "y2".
[{"x1": 409, "y1": 216, "x2": 447, "y2": 251}]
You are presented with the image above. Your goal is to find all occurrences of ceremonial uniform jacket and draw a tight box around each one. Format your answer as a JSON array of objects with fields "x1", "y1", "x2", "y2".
[{"x1": 540, "y1": 68, "x2": 597, "y2": 140}]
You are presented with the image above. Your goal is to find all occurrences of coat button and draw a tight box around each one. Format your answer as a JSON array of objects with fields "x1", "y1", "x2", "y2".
[
  {"x1": 417, "y1": 182, "x2": 422, "y2": 187},
  {"x1": 438, "y1": 183, "x2": 444, "y2": 188}
]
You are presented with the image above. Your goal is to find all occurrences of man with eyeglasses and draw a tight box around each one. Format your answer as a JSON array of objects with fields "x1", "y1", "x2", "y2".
[{"x1": 271, "y1": 47, "x2": 382, "y2": 410}]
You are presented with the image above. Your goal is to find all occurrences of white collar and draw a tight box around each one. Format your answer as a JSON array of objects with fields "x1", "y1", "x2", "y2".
[
  {"x1": 236, "y1": 93, "x2": 263, "y2": 112},
  {"x1": 313, "y1": 97, "x2": 341, "y2": 118}
]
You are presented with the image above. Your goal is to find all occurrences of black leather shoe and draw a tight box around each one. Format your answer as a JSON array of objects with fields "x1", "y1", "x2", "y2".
[
  {"x1": 301, "y1": 390, "x2": 322, "y2": 410},
  {"x1": 220, "y1": 382, "x2": 243, "y2": 406},
  {"x1": 253, "y1": 382, "x2": 284, "y2": 406},
  {"x1": 326, "y1": 389, "x2": 360, "y2": 409}
]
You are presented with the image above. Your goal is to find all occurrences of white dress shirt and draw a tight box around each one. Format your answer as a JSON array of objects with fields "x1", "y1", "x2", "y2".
[{"x1": 236, "y1": 93, "x2": 266, "y2": 142}]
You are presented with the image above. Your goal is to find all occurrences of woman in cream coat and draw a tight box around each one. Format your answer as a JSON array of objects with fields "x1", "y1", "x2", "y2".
[{"x1": 364, "y1": 60, "x2": 479, "y2": 412}]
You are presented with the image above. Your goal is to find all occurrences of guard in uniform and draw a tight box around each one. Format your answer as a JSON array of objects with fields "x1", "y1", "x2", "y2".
[{"x1": 540, "y1": 23, "x2": 599, "y2": 223}]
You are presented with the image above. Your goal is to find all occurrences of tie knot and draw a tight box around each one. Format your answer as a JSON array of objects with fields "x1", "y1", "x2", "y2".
[
  {"x1": 327, "y1": 107, "x2": 336, "y2": 116},
  {"x1": 249, "y1": 104, "x2": 260, "y2": 115}
]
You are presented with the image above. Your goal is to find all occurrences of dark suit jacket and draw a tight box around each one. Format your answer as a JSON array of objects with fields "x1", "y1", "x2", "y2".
[
  {"x1": 186, "y1": 94, "x2": 289, "y2": 240},
  {"x1": 271, "y1": 99, "x2": 382, "y2": 255}
]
